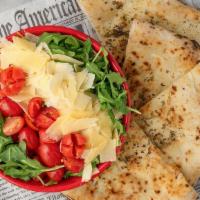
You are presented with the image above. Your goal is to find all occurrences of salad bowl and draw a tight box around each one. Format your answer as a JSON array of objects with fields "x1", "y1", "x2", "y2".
[{"x1": 0, "y1": 25, "x2": 131, "y2": 192}]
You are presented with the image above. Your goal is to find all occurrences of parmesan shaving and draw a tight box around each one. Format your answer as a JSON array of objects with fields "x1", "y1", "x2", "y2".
[
  {"x1": 99, "y1": 139, "x2": 117, "y2": 163},
  {"x1": 82, "y1": 163, "x2": 93, "y2": 182}
]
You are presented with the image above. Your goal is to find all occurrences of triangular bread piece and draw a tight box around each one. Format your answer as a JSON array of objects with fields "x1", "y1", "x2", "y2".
[{"x1": 136, "y1": 63, "x2": 200, "y2": 184}]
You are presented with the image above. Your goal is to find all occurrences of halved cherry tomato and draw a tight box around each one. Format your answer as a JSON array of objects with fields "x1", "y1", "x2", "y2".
[
  {"x1": 39, "y1": 129, "x2": 57, "y2": 144},
  {"x1": 18, "y1": 127, "x2": 39, "y2": 151},
  {"x1": 35, "y1": 106, "x2": 59, "y2": 129},
  {"x1": 46, "y1": 168, "x2": 65, "y2": 182},
  {"x1": 61, "y1": 145, "x2": 74, "y2": 158},
  {"x1": 0, "y1": 66, "x2": 26, "y2": 96},
  {"x1": 0, "y1": 97, "x2": 23, "y2": 117},
  {"x1": 3, "y1": 116, "x2": 24, "y2": 136},
  {"x1": 24, "y1": 114, "x2": 38, "y2": 131},
  {"x1": 35, "y1": 114, "x2": 54, "y2": 129},
  {"x1": 40, "y1": 107, "x2": 60, "y2": 121},
  {"x1": 38, "y1": 143, "x2": 62, "y2": 167},
  {"x1": 74, "y1": 146, "x2": 85, "y2": 159},
  {"x1": 63, "y1": 158, "x2": 84, "y2": 173},
  {"x1": 73, "y1": 133, "x2": 87, "y2": 146},
  {"x1": 61, "y1": 133, "x2": 86, "y2": 159},
  {"x1": 61, "y1": 134, "x2": 73, "y2": 146},
  {"x1": 28, "y1": 97, "x2": 44, "y2": 118}
]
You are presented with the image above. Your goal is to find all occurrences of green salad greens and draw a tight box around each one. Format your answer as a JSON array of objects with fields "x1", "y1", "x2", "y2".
[{"x1": 39, "y1": 32, "x2": 136, "y2": 135}]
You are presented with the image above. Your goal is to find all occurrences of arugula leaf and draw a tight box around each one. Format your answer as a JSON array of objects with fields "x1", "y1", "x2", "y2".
[
  {"x1": 64, "y1": 171, "x2": 82, "y2": 179},
  {"x1": 65, "y1": 36, "x2": 80, "y2": 50},
  {"x1": 20, "y1": 158, "x2": 45, "y2": 170},
  {"x1": 49, "y1": 43, "x2": 75, "y2": 57},
  {"x1": 86, "y1": 62, "x2": 104, "y2": 80},
  {"x1": 84, "y1": 39, "x2": 92, "y2": 55},
  {"x1": 0, "y1": 143, "x2": 26, "y2": 163},
  {"x1": 38, "y1": 32, "x2": 66, "y2": 45},
  {"x1": 91, "y1": 156, "x2": 100, "y2": 169},
  {"x1": 106, "y1": 72, "x2": 125, "y2": 85},
  {"x1": 0, "y1": 115, "x2": 13, "y2": 153}
]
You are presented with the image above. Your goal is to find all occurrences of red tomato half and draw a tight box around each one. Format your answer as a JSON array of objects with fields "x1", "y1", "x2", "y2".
[
  {"x1": 39, "y1": 130, "x2": 57, "y2": 144},
  {"x1": 18, "y1": 127, "x2": 39, "y2": 151},
  {"x1": 63, "y1": 158, "x2": 84, "y2": 173},
  {"x1": 0, "y1": 97, "x2": 23, "y2": 117},
  {"x1": 0, "y1": 66, "x2": 26, "y2": 96},
  {"x1": 28, "y1": 97, "x2": 44, "y2": 118},
  {"x1": 35, "y1": 107, "x2": 59, "y2": 129},
  {"x1": 24, "y1": 114, "x2": 38, "y2": 131},
  {"x1": 38, "y1": 143, "x2": 62, "y2": 167},
  {"x1": 46, "y1": 168, "x2": 65, "y2": 182},
  {"x1": 35, "y1": 114, "x2": 54, "y2": 129},
  {"x1": 40, "y1": 107, "x2": 60, "y2": 121},
  {"x1": 3, "y1": 116, "x2": 24, "y2": 136},
  {"x1": 73, "y1": 133, "x2": 86, "y2": 146},
  {"x1": 61, "y1": 133, "x2": 86, "y2": 159}
]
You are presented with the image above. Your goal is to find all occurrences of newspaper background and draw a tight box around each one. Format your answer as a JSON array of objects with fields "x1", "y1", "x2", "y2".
[{"x1": 0, "y1": 0, "x2": 199, "y2": 199}]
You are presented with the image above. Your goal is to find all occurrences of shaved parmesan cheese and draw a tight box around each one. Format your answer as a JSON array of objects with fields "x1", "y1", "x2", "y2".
[
  {"x1": 98, "y1": 111, "x2": 113, "y2": 139},
  {"x1": 82, "y1": 163, "x2": 93, "y2": 182},
  {"x1": 36, "y1": 42, "x2": 52, "y2": 55},
  {"x1": 74, "y1": 93, "x2": 91, "y2": 110},
  {"x1": 99, "y1": 139, "x2": 117, "y2": 163},
  {"x1": 60, "y1": 117, "x2": 98, "y2": 134},
  {"x1": 12, "y1": 36, "x2": 36, "y2": 51},
  {"x1": 46, "y1": 116, "x2": 98, "y2": 141},
  {"x1": 82, "y1": 127, "x2": 108, "y2": 163},
  {"x1": 81, "y1": 73, "x2": 95, "y2": 91},
  {"x1": 52, "y1": 54, "x2": 83, "y2": 65},
  {"x1": 76, "y1": 69, "x2": 88, "y2": 90},
  {"x1": 76, "y1": 69, "x2": 95, "y2": 91},
  {"x1": 0, "y1": 47, "x2": 50, "y2": 74},
  {"x1": 25, "y1": 32, "x2": 39, "y2": 43}
]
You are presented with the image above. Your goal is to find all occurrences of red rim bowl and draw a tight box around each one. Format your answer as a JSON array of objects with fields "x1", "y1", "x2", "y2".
[{"x1": 0, "y1": 25, "x2": 131, "y2": 192}]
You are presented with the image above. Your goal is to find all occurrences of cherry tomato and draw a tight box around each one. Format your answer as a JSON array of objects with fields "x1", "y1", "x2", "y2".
[
  {"x1": 35, "y1": 107, "x2": 59, "y2": 129},
  {"x1": 46, "y1": 168, "x2": 65, "y2": 182},
  {"x1": 18, "y1": 127, "x2": 39, "y2": 151},
  {"x1": 64, "y1": 158, "x2": 84, "y2": 173},
  {"x1": 61, "y1": 134, "x2": 73, "y2": 146},
  {"x1": 74, "y1": 146, "x2": 85, "y2": 159},
  {"x1": 3, "y1": 116, "x2": 24, "y2": 136},
  {"x1": 61, "y1": 145, "x2": 74, "y2": 158},
  {"x1": 40, "y1": 107, "x2": 60, "y2": 121},
  {"x1": 39, "y1": 129, "x2": 57, "y2": 144},
  {"x1": 24, "y1": 114, "x2": 38, "y2": 131},
  {"x1": 0, "y1": 66, "x2": 26, "y2": 96},
  {"x1": 73, "y1": 133, "x2": 87, "y2": 146},
  {"x1": 0, "y1": 97, "x2": 23, "y2": 117},
  {"x1": 38, "y1": 143, "x2": 62, "y2": 167},
  {"x1": 28, "y1": 97, "x2": 44, "y2": 118},
  {"x1": 61, "y1": 133, "x2": 86, "y2": 159},
  {"x1": 35, "y1": 114, "x2": 54, "y2": 129}
]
